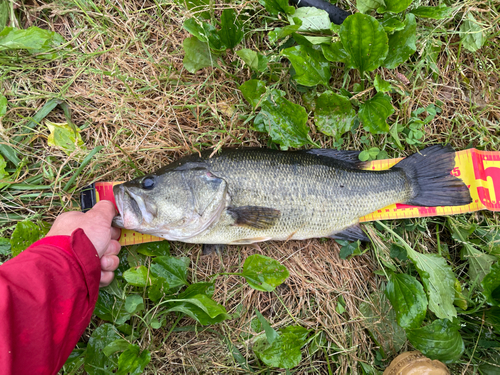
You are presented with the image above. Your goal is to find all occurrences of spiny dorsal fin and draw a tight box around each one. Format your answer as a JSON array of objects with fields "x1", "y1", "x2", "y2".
[
  {"x1": 304, "y1": 149, "x2": 368, "y2": 169},
  {"x1": 227, "y1": 206, "x2": 281, "y2": 229}
]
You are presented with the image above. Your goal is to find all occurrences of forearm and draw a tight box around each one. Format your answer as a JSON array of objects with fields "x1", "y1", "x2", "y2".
[{"x1": 0, "y1": 229, "x2": 100, "y2": 374}]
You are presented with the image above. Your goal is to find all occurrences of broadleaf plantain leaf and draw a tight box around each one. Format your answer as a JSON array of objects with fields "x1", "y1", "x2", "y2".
[
  {"x1": 339, "y1": 14, "x2": 388, "y2": 75},
  {"x1": 288, "y1": 7, "x2": 331, "y2": 32},
  {"x1": 219, "y1": 9, "x2": 243, "y2": 49},
  {"x1": 482, "y1": 262, "x2": 500, "y2": 306},
  {"x1": 239, "y1": 79, "x2": 267, "y2": 109},
  {"x1": 378, "y1": 0, "x2": 412, "y2": 14},
  {"x1": 282, "y1": 44, "x2": 331, "y2": 87},
  {"x1": 385, "y1": 273, "x2": 428, "y2": 330},
  {"x1": 411, "y1": 5, "x2": 454, "y2": 19},
  {"x1": 313, "y1": 91, "x2": 355, "y2": 139},
  {"x1": 358, "y1": 93, "x2": 394, "y2": 134},
  {"x1": 254, "y1": 89, "x2": 310, "y2": 149},
  {"x1": 406, "y1": 319, "x2": 464, "y2": 363},
  {"x1": 182, "y1": 37, "x2": 219, "y2": 73},
  {"x1": 383, "y1": 13, "x2": 416, "y2": 69}
]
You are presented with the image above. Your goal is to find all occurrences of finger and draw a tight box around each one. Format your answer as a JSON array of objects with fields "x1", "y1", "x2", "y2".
[
  {"x1": 99, "y1": 271, "x2": 115, "y2": 288},
  {"x1": 102, "y1": 240, "x2": 121, "y2": 257},
  {"x1": 88, "y1": 200, "x2": 117, "y2": 224},
  {"x1": 111, "y1": 227, "x2": 121, "y2": 240},
  {"x1": 101, "y1": 255, "x2": 120, "y2": 272}
]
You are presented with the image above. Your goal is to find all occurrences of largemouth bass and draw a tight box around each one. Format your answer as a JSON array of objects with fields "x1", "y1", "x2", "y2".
[{"x1": 113, "y1": 145, "x2": 471, "y2": 244}]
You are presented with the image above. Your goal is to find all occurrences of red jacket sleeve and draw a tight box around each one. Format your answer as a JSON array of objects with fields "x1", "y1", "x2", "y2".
[{"x1": 0, "y1": 228, "x2": 101, "y2": 375}]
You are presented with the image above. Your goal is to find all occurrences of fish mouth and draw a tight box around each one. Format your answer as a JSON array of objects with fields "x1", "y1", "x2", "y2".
[{"x1": 113, "y1": 184, "x2": 144, "y2": 229}]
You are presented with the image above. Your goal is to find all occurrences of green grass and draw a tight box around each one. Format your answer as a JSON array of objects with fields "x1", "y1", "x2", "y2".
[{"x1": 0, "y1": 0, "x2": 500, "y2": 373}]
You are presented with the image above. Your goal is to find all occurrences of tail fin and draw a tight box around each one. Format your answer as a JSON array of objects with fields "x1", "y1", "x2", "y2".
[{"x1": 394, "y1": 145, "x2": 472, "y2": 207}]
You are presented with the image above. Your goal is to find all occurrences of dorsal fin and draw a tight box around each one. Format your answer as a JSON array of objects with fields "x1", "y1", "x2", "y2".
[{"x1": 304, "y1": 149, "x2": 368, "y2": 169}]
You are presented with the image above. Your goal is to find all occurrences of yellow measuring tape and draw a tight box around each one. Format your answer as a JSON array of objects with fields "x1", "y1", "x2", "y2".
[{"x1": 93, "y1": 149, "x2": 500, "y2": 246}]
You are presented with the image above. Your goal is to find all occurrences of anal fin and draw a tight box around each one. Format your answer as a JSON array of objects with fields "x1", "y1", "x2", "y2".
[
  {"x1": 227, "y1": 206, "x2": 281, "y2": 229},
  {"x1": 202, "y1": 244, "x2": 226, "y2": 255},
  {"x1": 330, "y1": 224, "x2": 369, "y2": 242}
]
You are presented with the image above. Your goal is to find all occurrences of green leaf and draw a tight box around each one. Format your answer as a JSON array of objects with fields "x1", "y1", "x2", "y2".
[
  {"x1": 117, "y1": 345, "x2": 151, "y2": 375},
  {"x1": 383, "y1": 13, "x2": 416, "y2": 69},
  {"x1": 374, "y1": 74, "x2": 392, "y2": 93},
  {"x1": 462, "y1": 243, "x2": 496, "y2": 286},
  {"x1": 281, "y1": 325, "x2": 311, "y2": 343},
  {"x1": 219, "y1": 9, "x2": 243, "y2": 49},
  {"x1": 136, "y1": 241, "x2": 170, "y2": 257},
  {"x1": 166, "y1": 294, "x2": 230, "y2": 325},
  {"x1": 0, "y1": 237, "x2": 10, "y2": 256},
  {"x1": 358, "y1": 93, "x2": 394, "y2": 134},
  {"x1": 302, "y1": 36, "x2": 332, "y2": 45},
  {"x1": 411, "y1": 5, "x2": 453, "y2": 19},
  {"x1": 253, "y1": 333, "x2": 302, "y2": 369},
  {"x1": 313, "y1": 91, "x2": 355, "y2": 139},
  {"x1": 321, "y1": 41, "x2": 351, "y2": 65},
  {"x1": 242, "y1": 254, "x2": 290, "y2": 292},
  {"x1": 254, "y1": 89, "x2": 310, "y2": 149},
  {"x1": 406, "y1": 319, "x2": 464, "y2": 363},
  {"x1": 282, "y1": 44, "x2": 331, "y2": 86},
  {"x1": 460, "y1": 13, "x2": 486, "y2": 53},
  {"x1": 378, "y1": 0, "x2": 412, "y2": 14},
  {"x1": 380, "y1": 15, "x2": 406, "y2": 34},
  {"x1": 356, "y1": 0, "x2": 384, "y2": 14},
  {"x1": 236, "y1": 49, "x2": 269, "y2": 72},
  {"x1": 338, "y1": 240, "x2": 363, "y2": 259},
  {"x1": 177, "y1": 282, "x2": 215, "y2": 299},
  {"x1": 288, "y1": 7, "x2": 331, "y2": 32},
  {"x1": 0, "y1": 1, "x2": 8, "y2": 33},
  {"x1": 176, "y1": 0, "x2": 210, "y2": 18},
  {"x1": 0, "y1": 26, "x2": 65, "y2": 52},
  {"x1": 123, "y1": 265, "x2": 154, "y2": 287},
  {"x1": 0, "y1": 154, "x2": 9, "y2": 189},
  {"x1": 0, "y1": 94, "x2": 7, "y2": 117},
  {"x1": 256, "y1": 310, "x2": 279, "y2": 345},
  {"x1": 405, "y1": 249, "x2": 457, "y2": 320},
  {"x1": 269, "y1": 23, "x2": 301, "y2": 44},
  {"x1": 45, "y1": 120, "x2": 85, "y2": 156},
  {"x1": 150, "y1": 256, "x2": 190, "y2": 289},
  {"x1": 340, "y1": 14, "x2": 388, "y2": 75},
  {"x1": 359, "y1": 291, "x2": 406, "y2": 356},
  {"x1": 482, "y1": 262, "x2": 500, "y2": 306},
  {"x1": 94, "y1": 290, "x2": 131, "y2": 325},
  {"x1": 389, "y1": 243, "x2": 408, "y2": 261},
  {"x1": 10, "y1": 220, "x2": 48, "y2": 257},
  {"x1": 84, "y1": 323, "x2": 121, "y2": 375},
  {"x1": 124, "y1": 295, "x2": 144, "y2": 314},
  {"x1": 385, "y1": 273, "x2": 427, "y2": 329},
  {"x1": 240, "y1": 79, "x2": 267, "y2": 109},
  {"x1": 258, "y1": 0, "x2": 295, "y2": 16},
  {"x1": 253, "y1": 326, "x2": 310, "y2": 370},
  {"x1": 454, "y1": 279, "x2": 468, "y2": 311},
  {"x1": 103, "y1": 339, "x2": 130, "y2": 357},
  {"x1": 182, "y1": 37, "x2": 218, "y2": 73}
]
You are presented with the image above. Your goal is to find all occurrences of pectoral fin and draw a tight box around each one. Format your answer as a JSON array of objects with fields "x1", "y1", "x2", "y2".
[
  {"x1": 227, "y1": 206, "x2": 281, "y2": 229},
  {"x1": 330, "y1": 224, "x2": 370, "y2": 242}
]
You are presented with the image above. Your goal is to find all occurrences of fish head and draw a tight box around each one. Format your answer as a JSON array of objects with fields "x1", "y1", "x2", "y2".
[{"x1": 113, "y1": 168, "x2": 227, "y2": 241}]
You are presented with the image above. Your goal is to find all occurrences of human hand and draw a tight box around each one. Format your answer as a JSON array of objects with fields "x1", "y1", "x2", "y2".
[{"x1": 47, "y1": 200, "x2": 121, "y2": 287}]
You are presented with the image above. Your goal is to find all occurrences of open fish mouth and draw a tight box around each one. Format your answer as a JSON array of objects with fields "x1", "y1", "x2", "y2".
[{"x1": 112, "y1": 184, "x2": 145, "y2": 229}]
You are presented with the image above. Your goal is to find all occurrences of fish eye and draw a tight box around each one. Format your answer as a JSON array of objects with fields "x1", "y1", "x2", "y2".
[{"x1": 141, "y1": 176, "x2": 155, "y2": 190}]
